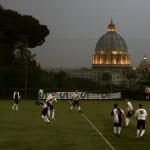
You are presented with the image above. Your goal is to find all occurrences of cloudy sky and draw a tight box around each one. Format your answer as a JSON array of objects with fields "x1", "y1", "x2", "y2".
[{"x1": 1, "y1": 0, "x2": 150, "y2": 68}]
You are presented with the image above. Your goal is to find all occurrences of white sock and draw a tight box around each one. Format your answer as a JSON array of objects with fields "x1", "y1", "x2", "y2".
[
  {"x1": 118, "y1": 127, "x2": 121, "y2": 134},
  {"x1": 12, "y1": 104, "x2": 16, "y2": 110},
  {"x1": 140, "y1": 129, "x2": 145, "y2": 137},
  {"x1": 70, "y1": 106, "x2": 73, "y2": 110},
  {"x1": 51, "y1": 110, "x2": 55, "y2": 119},
  {"x1": 125, "y1": 118, "x2": 130, "y2": 126},
  {"x1": 47, "y1": 109, "x2": 50, "y2": 117},
  {"x1": 137, "y1": 130, "x2": 140, "y2": 138},
  {"x1": 78, "y1": 106, "x2": 81, "y2": 111},
  {"x1": 114, "y1": 127, "x2": 117, "y2": 134},
  {"x1": 15, "y1": 104, "x2": 19, "y2": 110}
]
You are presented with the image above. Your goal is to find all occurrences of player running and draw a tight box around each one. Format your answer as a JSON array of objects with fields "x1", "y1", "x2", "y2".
[
  {"x1": 135, "y1": 104, "x2": 147, "y2": 139},
  {"x1": 69, "y1": 90, "x2": 82, "y2": 112},
  {"x1": 111, "y1": 103, "x2": 124, "y2": 136},
  {"x1": 45, "y1": 92, "x2": 57, "y2": 121},
  {"x1": 125, "y1": 99, "x2": 134, "y2": 127}
]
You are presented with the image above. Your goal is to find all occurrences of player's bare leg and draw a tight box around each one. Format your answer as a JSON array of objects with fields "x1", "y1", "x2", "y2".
[{"x1": 41, "y1": 115, "x2": 50, "y2": 125}]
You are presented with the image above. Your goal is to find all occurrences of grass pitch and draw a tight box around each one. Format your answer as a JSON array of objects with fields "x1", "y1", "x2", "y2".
[{"x1": 0, "y1": 100, "x2": 150, "y2": 150}]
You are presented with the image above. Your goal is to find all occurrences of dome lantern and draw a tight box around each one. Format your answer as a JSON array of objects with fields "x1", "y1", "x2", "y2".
[{"x1": 107, "y1": 18, "x2": 116, "y2": 32}]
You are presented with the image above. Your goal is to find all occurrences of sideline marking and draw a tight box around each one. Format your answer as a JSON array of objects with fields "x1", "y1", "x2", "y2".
[{"x1": 68, "y1": 101, "x2": 115, "y2": 150}]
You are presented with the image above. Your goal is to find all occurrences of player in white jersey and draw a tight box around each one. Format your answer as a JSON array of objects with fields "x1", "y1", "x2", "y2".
[
  {"x1": 69, "y1": 90, "x2": 82, "y2": 112},
  {"x1": 46, "y1": 92, "x2": 57, "y2": 121},
  {"x1": 125, "y1": 99, "x2": 134, "y2": 127},
  {"x1": 135, "y1": 104, "x2": 147, "y2": 139},
  {"x1": 12, "y1": 91, "x2": 21, "y2": 111},
  {"x1": 38, "y1": 89, "x2": 44, "y2": 100},
  {"x1": 111, "y1": 103, "x2": 124, "y2": 136}
]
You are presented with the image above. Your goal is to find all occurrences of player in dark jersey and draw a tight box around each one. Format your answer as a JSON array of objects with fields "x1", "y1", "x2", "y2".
[{"x1": 111, "y1": 103, "x2": 124, "y2": 136}]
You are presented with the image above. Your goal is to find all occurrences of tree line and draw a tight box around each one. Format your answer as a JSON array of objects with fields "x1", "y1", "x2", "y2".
[{"x1": 0, "y1": 5, "x2": 100, "y2": 99}]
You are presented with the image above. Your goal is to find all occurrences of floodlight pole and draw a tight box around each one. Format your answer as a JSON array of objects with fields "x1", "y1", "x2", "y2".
[
  {"x1": 24, "y1": 36, "x2": 28, "y2": 98},
  {"x1": 24, "y1": 47, "x2": 27, "y2": 98},
  {"x1": 15, "y1": 38, "x2": 28, "y2": 98}
]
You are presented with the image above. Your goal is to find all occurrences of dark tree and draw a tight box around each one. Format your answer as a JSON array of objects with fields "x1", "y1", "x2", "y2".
[
  {"x1": 0, "y1": 6, "x2": 49, "y2": 98},
  {"x1": 0, "y1": 6, "x2": 49, "y2": 66}
]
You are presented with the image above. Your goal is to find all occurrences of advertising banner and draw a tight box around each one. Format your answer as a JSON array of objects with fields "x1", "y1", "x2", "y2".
[{"x1": 42, "y1": 92, "x2": 121, "y2": 100}]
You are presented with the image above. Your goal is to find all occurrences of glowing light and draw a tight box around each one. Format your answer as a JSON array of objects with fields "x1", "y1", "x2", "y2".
[
  {"x1": 112, "y1": 51, "x2": 117, "y2": 54},
  {"x1": 107, "y1": 28, "x2": 116, "y2": 32}
]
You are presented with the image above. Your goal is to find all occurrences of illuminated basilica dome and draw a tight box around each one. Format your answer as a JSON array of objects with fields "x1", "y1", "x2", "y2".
[{"x1": 92, "y1": 19, "x2": 131, "y2": 70}]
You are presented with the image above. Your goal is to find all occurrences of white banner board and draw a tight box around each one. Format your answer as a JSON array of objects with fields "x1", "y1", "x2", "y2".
[{"x1": 40, "y1": 92, "x2": 121, "y2": 100}]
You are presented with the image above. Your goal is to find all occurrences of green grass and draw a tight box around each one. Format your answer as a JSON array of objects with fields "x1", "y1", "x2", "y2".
[{"x1": 0, "y1": 100, "x2": 150, "y2": 150}]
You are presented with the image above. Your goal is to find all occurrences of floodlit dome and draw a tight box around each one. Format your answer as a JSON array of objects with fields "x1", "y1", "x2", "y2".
[
  {"x1": 92, "y1": 19, "x2": 130, "y2": 69},
  {"x1": 95, "y1": 32, "x2": 128, "y2": 54}
]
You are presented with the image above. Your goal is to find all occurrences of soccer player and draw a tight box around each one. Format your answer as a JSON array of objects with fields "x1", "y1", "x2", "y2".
[
  {"x1": 45, "y1": 92, "x2": 57, "y2": 121},
  {"x1": 38, "y1": 89, "x2": 44, "y2": 100},
  {"x1": 111, "y1": 103, "x2": 124, "y2": 136},
  {"x1": 35, "y1": 101, "x2": 50, "y2": 124},
  {"x1": 69, "y1": 90, "x2": 82, "y2": 112},
  {"x1": 125, "y1": 99, "x2": 134, "y2": 127},
  {"x1": 12, "y1": 90, "x2": 21, "y2": 111},
  {"x1": 135, "y1": 104, "x2": 147, "y2": 139}
]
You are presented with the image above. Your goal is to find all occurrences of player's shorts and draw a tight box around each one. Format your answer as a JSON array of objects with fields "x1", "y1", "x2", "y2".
[
  {"x1": 126, "y1": 110, "x2": 134, "y2": 117},
  {"x1": 49, "y1": 105, "x2": 54, "y2": 110},
  {"x1": 42, "y1": 107, "x2": 48, "y2": 116},
  {"x1": 73, "y1": 100, "x2": 79, "y2": 107},
  {"x1": 137, "y1": 120, "x2": 146, "y2": 129},
  {"x1": 114, "y1": 119, "x2": 122, "y2": 127},
  {"x1": 14, "y1": 99, "x2": 19, "y2": 104}
]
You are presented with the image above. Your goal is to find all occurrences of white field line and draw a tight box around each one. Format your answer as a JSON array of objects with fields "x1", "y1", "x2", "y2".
[
  {"x1": 68, "y1": 101, "x2": 115, "y2": 150},
  {"x1": 81, "y1": 113, "x2": 115, "y2": 150}
]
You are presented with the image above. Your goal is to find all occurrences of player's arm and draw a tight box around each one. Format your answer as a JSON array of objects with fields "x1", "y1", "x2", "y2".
[
  {"x1": 35, "y1": 101, "x2": 43, "y2": 105},
  {"x1": 135, "y1": 110, "x2": 138, "y2": 120},
  {"x1": 110, "y1": 110, "x2": 114, "y2": 116},
  {"x1": 53, "y1": 97, "x2": 57, "y2": 102},
  {"x1": 121, "y1": 109, "x2": 125, "y2": 119}
]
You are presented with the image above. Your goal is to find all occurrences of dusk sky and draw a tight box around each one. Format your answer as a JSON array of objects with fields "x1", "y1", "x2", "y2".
[{"x1": 1, "y1": 0, "x2": 150, "y2": 69}]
